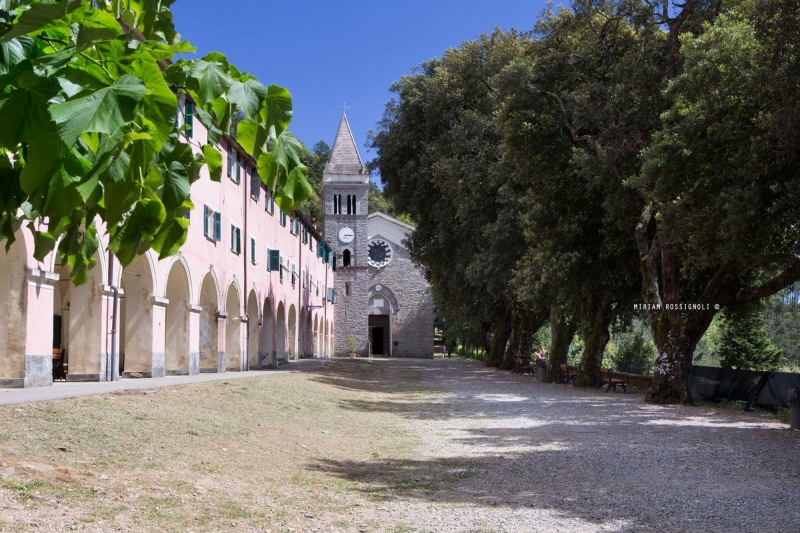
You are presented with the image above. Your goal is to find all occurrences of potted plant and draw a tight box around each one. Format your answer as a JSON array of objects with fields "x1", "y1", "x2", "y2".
[
  {"x1": 347, "y1": 336, "x2": 358, "y2": 359},
  {"x1": 392, "y1": 340, "x2": 399, "y2": 358}
]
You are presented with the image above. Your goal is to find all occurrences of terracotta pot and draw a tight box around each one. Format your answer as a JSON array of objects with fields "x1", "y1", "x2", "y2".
[{"x1": 349, "y1": 353, "x2": 356, "y2": 359}]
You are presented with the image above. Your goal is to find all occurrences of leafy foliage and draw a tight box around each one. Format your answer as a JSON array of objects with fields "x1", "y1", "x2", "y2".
[
  {"x1": 718, "y1": 302, "x2": 782, "y2": 371},
  {"x1": 0, "y1": 0, "x2": 310, "y2": 283}
]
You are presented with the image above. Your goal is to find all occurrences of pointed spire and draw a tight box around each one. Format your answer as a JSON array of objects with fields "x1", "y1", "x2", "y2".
[{"x1": 324, "y1": 114, "x2": 364, "y2": 175}]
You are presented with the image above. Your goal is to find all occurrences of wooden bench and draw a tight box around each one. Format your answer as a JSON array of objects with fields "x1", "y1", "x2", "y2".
[
  {"x1": 560, "y1": 364, "x2": 577, "y2": 384},
  {"x1": 516, "y1": 357, "x2": 534, "y2": 376},
  {"x1": 598, "y1": 367, "x2": 626, "y2": 393},
  {"x1": 52, "y1": 348, "x2": 66, "y2": 381}
]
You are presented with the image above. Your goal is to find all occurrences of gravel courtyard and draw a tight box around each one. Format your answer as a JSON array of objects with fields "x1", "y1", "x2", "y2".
[
  {"x1": 315, "y1": 358, "x2": 800, "y2": 532},
  {"x1": 0, "y1": 358, "x2": 797, "y2": 532}
]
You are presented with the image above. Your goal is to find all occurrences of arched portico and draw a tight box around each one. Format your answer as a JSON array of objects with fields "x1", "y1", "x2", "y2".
[{"x1": 198, "y1": 271, "x2": 220, "y2": 372}]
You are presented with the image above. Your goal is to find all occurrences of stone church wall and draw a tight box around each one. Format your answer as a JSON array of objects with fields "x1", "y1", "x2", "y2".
[{"x1": 369, "y1": 244, "x2": 433, "y2": 358}]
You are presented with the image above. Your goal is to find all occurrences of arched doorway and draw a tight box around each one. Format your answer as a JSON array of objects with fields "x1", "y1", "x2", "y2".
[
  {"x1": 288, "y1": 304, "x2": 296, "y2": 360},
  {"x1": 58, "y1": 251, "x2": 106, "y2": 380},
  {"x1": 260, "y1": 297, "x2": 274, "y2": 368},
  {"x1": 276, "y1": 302, "x2": 286, "y2": 361},
  {"x1": 225, "y1": 283, "x2": 241, "y2": 370},
  {"x1": 299, "y1": 308, "x2": 306, "y2": 358},
  {"x1": 164, "y1": 261, "x2": 191, "y2": 374},
  {"x1": 119, "y1": 254, "x2": 155, "y2": 377},
  {"x1": 0, "y1": 235, "x2": 29, "y2": 384},
  {"x1": 198, "y1": 272, "x2": 219, "y2": 372},
  {"x1": 246, "y1": 290, "x2": 259, "y2": 370},
  {"x1": 313, "y1": 315, "x2": 319, "y2": 357}
]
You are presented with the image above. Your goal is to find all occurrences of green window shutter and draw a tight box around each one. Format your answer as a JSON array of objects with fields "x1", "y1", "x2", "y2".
[
  {"x1": 250, "y1": 237, "x2": 256, "y2": 262},
  {"x1": 269, "y1": 249, "x2": 280, "y2": 272},
  {"x1": 236, "y1": 228, "x2": 241, "y2": 255},
  {"x1": 230, "y1": 224, "x2": 235, "y2": 251},
  {"x1": 235, "y1": 154, "x2": 241, "y2": 184},
  {"x1": 203, "y1": 205, "x2": 209, "y2": 237},
  {"x1": 227, "y1": 150, "x2": 233, "y2": 177},
  {"x1": 185, "y1": 100, "x2": 193, "y2": 138},
  {"x1": 213, "y1": 212, "x2": 221, "y2": 241}
]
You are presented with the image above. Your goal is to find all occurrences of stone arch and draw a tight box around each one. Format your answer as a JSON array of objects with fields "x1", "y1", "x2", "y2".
[
  {"x1": 368, "y1": 285, "x2": 399, "y2": 315},
  {"x1": 119, "y1": 254, "x2": 156, "y2": 377},
  {"x1": 163, "y1": 255, "x2": 193, "y2": 303},
  {"x1": 260, "y1": 296, "x2": 275, "y2": 367},
  {"x1": 299, "y1": 307, "x2": 306, "y2": 358},
  {"x1": 305, "y1": 311, "x2": 313, "y2": 358},
  {"x1": 288, "y1": 304, "x2": 296, "y2": 360},
  {"x1": 0, "y1": 234, "x2": 29, "y2": 386},
  {"x1": 313, "y1": 315, "x2": 319, "y2": 357},
  {"x1": 246, "y1": 289, "x2": 260, "y2": 370},
  {"x1": 164, "y1": 260, "x2": 191, "y2": 374},
  {"x1": 276, "y1": 301, "x2": 286, "y2": 361},
  {"x1": 225, "y1": 281, "x2": 242, "y2": 370},
  {"x1": 198, "y1": 271, "x2": 220, "y2": 372}
]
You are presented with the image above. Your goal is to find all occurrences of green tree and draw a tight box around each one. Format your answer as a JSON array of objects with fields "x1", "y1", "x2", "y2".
[
  {"x1": 297, "y1": 140, "x2": 330, "y2": 222},
  {"x1": 717, "y1": 302, "x2": 782, "y2": 371},
  {"x1": 0, "y1": 0, "x2": 311, "y2": 283},
  {"x1": 634, "y1": 0, "x2": 800, "y2": 402},
  {"x1": 369, "y1": 30, "x2": 543, "y2": 369}
]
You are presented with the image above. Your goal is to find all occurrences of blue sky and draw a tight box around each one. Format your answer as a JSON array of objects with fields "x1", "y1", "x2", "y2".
[{"x1": 171, "y1": 0, "x2": 549, "y2": 180}]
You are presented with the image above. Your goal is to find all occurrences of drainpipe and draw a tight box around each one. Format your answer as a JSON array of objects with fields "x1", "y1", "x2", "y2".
[
  {"x1": 108, "y1": 249, "x2": 119, "y2": 381},
  {"x1": 244, "y1": 158, "x2": 250, "y2": 371}
]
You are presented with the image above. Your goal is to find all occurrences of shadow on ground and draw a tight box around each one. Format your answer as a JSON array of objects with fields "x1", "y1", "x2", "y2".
[{"x1": 308, "y1": 358, "x2": 800, "y2": 532}]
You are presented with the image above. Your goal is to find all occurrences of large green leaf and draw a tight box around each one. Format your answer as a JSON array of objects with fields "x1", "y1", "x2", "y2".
[
  {"x1": 0, "y1": 36, "x2": 33, "y2": 75},
  {"x1": 151, "y1": 216, "x2": 189, "y2": 260},
  {"x1": 271, "y1": 130, "x2": 305, "y2": 175},
  {"x1": 202, "y1": 144, "x2": 222, "y2": 182},
  {"x1": 0, "y1": 69, "x2": 59, "y2": 145},
  {"x1": 50, "y1": 74, "x2": 147, "y2": 144},
  {"x1": 161, "y1": 159, "x2": 191, "y2": 210},
  {"x1": 188, "y1": 58, "x2": 230, "y2": 105},
  {"x1": 1, "y1": 0, "x2": 87, "y2": 43},
  {"x1": 131, "y1": 59, "x2": 176, "y2": 148},
  {"x1": 19, "y1": 135, "x2": 64, "y2": 195},
  {"x1": 263, "y1": 85, "x2": 293, "y2": 137},
  {"x1": 227, "y1": 78, "x2": 267, "y2": 120},
  {"x1": 275, "y1": 165, "x2": 312, "y2": 208},
  {"x1": 257, "y1": 152, "x2": 279, "y2": 191},
  {"x1": 236, "y1": 120, "x2": 267, "y2": 158},
  {"x1": 109, "y1": 198, "x2": 166, "y2": 265}
]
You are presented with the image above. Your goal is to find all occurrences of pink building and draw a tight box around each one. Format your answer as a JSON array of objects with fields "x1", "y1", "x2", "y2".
[{"x1": 0, "y1": 97, "x2": 335, "y2": 388}]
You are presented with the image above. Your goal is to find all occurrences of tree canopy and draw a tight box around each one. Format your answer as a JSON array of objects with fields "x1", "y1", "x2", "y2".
[{"x1": 0, "y1": 0, "x2": 311, "y2": 283}]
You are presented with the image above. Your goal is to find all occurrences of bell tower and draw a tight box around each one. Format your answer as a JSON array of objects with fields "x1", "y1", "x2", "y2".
[{"x1": 321, "y1": 114, "x2": 369, "y2": 356}]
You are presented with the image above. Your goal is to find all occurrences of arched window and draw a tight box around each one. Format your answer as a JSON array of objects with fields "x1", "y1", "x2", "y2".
[
  {"x1": 345, "y1": 282, "x2": 350, "y2": 296},
  {"x1": 343, "y1": 249, "x2": 351, "y2": 267}
]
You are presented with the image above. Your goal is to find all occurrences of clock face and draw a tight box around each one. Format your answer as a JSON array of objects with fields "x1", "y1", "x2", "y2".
[
  {"x1": 367, "y1": 239, "x2": 393, "y2": 268},
  {"x1": 338, "y1": 227, "x2": 354, "y2": 243}
]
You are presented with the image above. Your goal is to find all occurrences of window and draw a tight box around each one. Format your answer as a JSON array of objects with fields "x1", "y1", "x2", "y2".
[
  {"x1": 310, "y1": 274, "x2": 314, "y2": 294},
  {"x1": 302, "y1": 268, "x2": 307, "y2": 289},
  {"x1": 227, "y1": 148, "x2": 233, "y2": 177},
  {"x1": 333, "y1": 194, "x2": 343, "y2": 214},
  {"x1": 290, "y1": 216, "x2": 297, "y2": 236},
  {"x1": 291, "y1": 263, "x2": 296, "y2": 286},
  {"x1": 265, "y1": 189, "x2": 275, "y2": 215},
  {"x1": 250, "y1": 171, "x2": 261, "y2": 201},
  {"x1": 294, "y1": 217, "x2": 301, "y2": 236},
  {"x1": 250, "y1": 237, "x2": 256, "y2": 264},
  {"x1": 235, "y1": 153, "x2": 241, "y2": 184},
  {"x1": 203, "y1": 206, "x2": 221, "y2": 241},
  {"x1": 230, "y1": 225, "x2": 241, "y2": 254},
  {"x1": 302, "y1": 225, "x2": 308, "y2": 245},
  {"x1": 268, "y1": 249, "x2": 281, "y2": 272},
  {"x1": 185, "y1": 99, "x2": 194, "y2": 138},
  {"x1": 343, "y1": 249, "x2": 351, "y2": 267},
  {"x1": 345, "y1": 282, "x2": 350, "y2": 296},
  {"x1": 318, "y1": 241, "x2": 325, "y2": 258},
  {"x1": 280, "y1": 210, "x2": 286, "y2": 227}
]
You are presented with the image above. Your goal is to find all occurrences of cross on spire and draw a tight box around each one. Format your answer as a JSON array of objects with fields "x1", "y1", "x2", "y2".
[{"x1": 340, "y1": 102, "x2": 350, "y2": 113}]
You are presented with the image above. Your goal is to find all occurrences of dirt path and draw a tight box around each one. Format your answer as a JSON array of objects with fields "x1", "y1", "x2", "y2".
[{"x1": 1, "y1": 359, "x2": 797, "y2": 532}]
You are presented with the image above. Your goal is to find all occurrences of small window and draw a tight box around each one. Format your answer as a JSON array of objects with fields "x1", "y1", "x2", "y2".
[
  {"x1": 343, "y1": 249, "x2": 351, "y2": 267},
  {"x1": 203, "y1": 205, "x2": 221, "y2": 242},
  {"x1": 250, "y1": 237, "x2": 256, "y2": 264},
  {"x1": 185, "y1": 99, "x2": 194, "y2": 138},
  {"x1": 302, "y1": 225, "x2": 308, "y2": 245},
  {"x1": 291, "y1": 263, "x2": 296, "y2": 286},
  {"x1": 235, "y1": 153, "x2": 241, "y2": 184},
  {"x1": 290, "y1": 216, "x2": 297, "y2": 236},
  {"x1": 250, "y1": 171, "x2": 261, "y2": 201},
  {"x1": 345, "y1": 282, "x2": 350, "y2": 296},
  {"x1": 302, "y1": 268, "x2": 307, "y2": 289},
  {"x1": 268, "y1": 249, "x2": 281, "y2": 272},
  {"x1": 333, "y1": 194, "x2": 339, "y2": 214},
  {"x1": 230, "y1": 225, "x2": 241, "y2": 255},
  {"x1": 265, "y1": 189, "x2": 275, "y2": 215},
  {"x1": 280, "y1": 210, "x2": 286, "y2": 227}
]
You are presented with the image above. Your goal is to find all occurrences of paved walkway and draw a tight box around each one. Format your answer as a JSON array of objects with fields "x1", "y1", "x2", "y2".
[{"x1": 0, "y1": 358, "x2": 331, "y2": 405}]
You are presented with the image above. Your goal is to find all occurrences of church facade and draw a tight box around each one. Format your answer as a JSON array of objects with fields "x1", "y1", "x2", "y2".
[{"x1": 322, "y1": 115, "x2": 434, "y2": 358}]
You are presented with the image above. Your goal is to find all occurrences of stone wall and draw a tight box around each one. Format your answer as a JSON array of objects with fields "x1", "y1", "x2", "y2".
[
  {"x1": 333, "y1": 266, "x2": 369, "y2": 356},
  {"x1": 368, "y1": 243, "x2": 433, "y2": 358}
]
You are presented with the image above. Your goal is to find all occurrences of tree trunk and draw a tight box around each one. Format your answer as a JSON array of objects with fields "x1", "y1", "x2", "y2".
[
  {"x1": 545, "y1": 304, "x2": 578, "y2": 383},
  {"x1": 574, "y1": 294, "x2": 612, "y2": 388},
  {"x1": 500, "y1": 319, "x2": 522, "y2": 370},
  {"x1": 486, "y1": 319, "x2": 512, "y2": 368},
  {"x1": 480, "y1": 322, "x2": 491, "y2": 363},
  {"x1": 646, "y1": 316, "x2": 706, "y2": 404}
]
